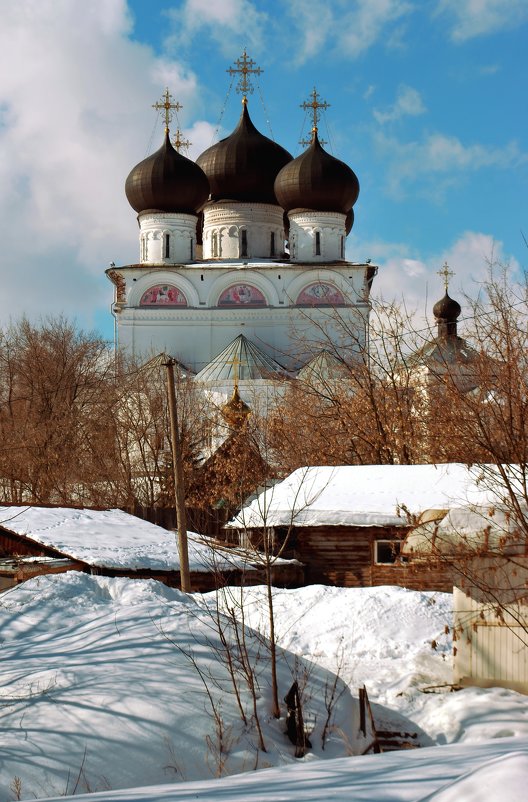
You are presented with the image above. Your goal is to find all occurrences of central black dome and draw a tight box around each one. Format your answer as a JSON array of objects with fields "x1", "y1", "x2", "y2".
[{"x1": 196, "y1": 103, "x2": 292, "y2": 204}]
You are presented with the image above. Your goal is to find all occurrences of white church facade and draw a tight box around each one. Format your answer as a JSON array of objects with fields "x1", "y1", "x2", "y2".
[{"x1": 107, "y1": 59, "x2": 377, "y2": 401}]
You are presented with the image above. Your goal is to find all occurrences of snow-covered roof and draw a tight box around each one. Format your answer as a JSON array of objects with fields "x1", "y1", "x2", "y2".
[
  {"x1": 404, "y1": 504, "x2": 527, "y2": 556},
  {"x1": 228, "y1": 464, "x2": 521, "y2": 529},
  {"x1": 0, "y1": 506, "x2": 249, "y2": 572}
]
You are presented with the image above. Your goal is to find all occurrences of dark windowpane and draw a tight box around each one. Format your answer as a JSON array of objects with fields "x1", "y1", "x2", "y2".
[{"x1": 375, "y1": 540, "x2": 401, "y2": 564}]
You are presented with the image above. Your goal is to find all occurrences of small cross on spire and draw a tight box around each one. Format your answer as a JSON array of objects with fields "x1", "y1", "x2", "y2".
[
  {"x1": 229, "y1": 354, "x2": 241, "y2": 392},
  {"x1": 152, "y1": 88, "x2": 183, "y2": 133},
  {"x1": 172, "y1": 129, "x2": 191, "y2": 153},
  {"x1": 227, "y1": 49, "x2": 263, "y2": 104},
  {"x1": 438, "y1": 261, "x2": 455, "y2": 292},
  {"x1": 300, "y1": 87, "x2": 330, "y2": 144}
]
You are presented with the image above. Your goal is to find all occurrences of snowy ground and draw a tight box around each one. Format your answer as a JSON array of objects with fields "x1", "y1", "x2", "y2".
[
  {"x1": 1, "y1": 574, "x2": 527, "y2": 801},
  {"x1": 205, "y1": 584, "x2": 528, "y2": 746}
]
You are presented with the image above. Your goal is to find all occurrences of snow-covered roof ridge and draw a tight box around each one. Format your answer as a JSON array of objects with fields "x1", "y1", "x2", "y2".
[
  {"x1": 228, "y1": 463, "x2": 523, "y2": 529},
  {"x1": 0, "y1": 506, "x2": 249, "y2": 572}
]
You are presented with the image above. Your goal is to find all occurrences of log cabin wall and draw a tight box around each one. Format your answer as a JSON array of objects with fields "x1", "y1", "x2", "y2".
[
  {"x1": 0, "y1": 530, "x2": 63, "y2": 558},
  {"x1": 232, "y1": 524, "x2": 454, "y2": 592},
  {"x1": 297, "y1": 525, "x2": 454, "y2": 591}
]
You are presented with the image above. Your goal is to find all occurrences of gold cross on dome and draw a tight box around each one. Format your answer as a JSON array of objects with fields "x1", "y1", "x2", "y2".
[
  {"x1": 172, "y1": 129, "x2": 191, "y2": 153},
  {"x1": 438, "y1": 261, "x2": 455, "y2": 292},
  {"x1": 227, "y1": 49, "x2": 263, "y2": 103},
  {"x1": 229, "y1": 355, "x2": 242, "y2": 391},
  {"x1": 152, "y1": 88, "x2": 183, "y2": 133},
  {"x1": 300, "y1": 87, "x2": 330, "y2": 140}
]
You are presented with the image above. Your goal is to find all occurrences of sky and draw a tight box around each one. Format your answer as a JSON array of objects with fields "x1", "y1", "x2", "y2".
[{"x1": 0, "y1": 0, "x2": 526, "y2": 342}]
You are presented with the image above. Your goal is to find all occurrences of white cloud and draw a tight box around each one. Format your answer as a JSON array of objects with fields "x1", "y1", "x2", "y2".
[
  {"x1": 373, "y1": 84, "x2": 427, "y2": 124},
  {"x1": 355, "y1": 231, "x2": 521, "y2": 334},
  {"x1": 375, "y1": 131, "x2": 527, "y2": 198},
  {"x1": 163, "y1": 0, "x2": 269, "y2": 56},
  {"x1": 281, "y1": 0, "x2": 413, "y2": 64},
  {"x1": 436, "y1": 0, "x2": 528, "y2": 42},
  {"x1": 280, "y1": 1, "x2": 335, "y2": 64},
  {"x1": 0, "y1": 0, "x2": 213, "y2": 334},
  {"x1": 479, "y1": 64, "x2": 500, "y2": 75},
  {"x1": 338, "y1": 0, "x2": 414, "y2": 58}
]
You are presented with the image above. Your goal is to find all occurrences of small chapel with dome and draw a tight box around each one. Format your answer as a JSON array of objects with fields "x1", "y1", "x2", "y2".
[{"x1": 107, "y1": 52, "x2": 377, "y2": 403}]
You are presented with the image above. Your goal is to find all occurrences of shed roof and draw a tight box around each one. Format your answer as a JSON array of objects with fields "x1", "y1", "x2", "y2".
[
  {"x1": 0, "y1": 506, "x2": 249, "y2": 573},
  {"x1": 228, "y1": 464, "x2": 522, "y2": 529}
]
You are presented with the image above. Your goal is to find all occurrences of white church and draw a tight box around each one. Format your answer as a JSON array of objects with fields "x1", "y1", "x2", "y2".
[{"x1": 107, "y1": 53, "x2": 377, "y2": 403}]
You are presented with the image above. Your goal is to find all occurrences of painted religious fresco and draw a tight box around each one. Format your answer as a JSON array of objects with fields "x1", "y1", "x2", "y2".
[
  {"x1": 139, "y1": 285, "x2": 188, "y2": 306},
  {"x1": 218, "y1": 284, "x2": 266, "y2": 306},
  {"x1": 296, "y1": 282, "x2": 345, "y2": 306}
]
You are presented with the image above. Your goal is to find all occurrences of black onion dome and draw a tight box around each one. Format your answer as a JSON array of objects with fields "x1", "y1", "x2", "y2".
[
  {"x1": 433, "y1": 292, "x2": 462, "y2": 322},
  {"x1": 196, "y1": 103, "x2": 293, "y2": 204},
  {"x1": 125, "y1": 131, "x2": 209, "y2": 214},
  {"x1": 274, "y1": 132, "x2": 360, "y2": 214}
]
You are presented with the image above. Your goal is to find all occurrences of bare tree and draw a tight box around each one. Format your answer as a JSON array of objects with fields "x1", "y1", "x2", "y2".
[{"x1": 0, "y1": 318, "x2": 118, "y2": 505}]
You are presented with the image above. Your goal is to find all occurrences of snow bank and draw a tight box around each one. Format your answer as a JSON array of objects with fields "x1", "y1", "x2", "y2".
[
  {"x1": 0, "y1": 573, "x2": 354, "y2": 800},
  {"x1": 2, "y1": 574, "x2": 528, "y2": 802},
  {"x1": 31, "y1": 739, "x2": 528, "y2": 802}
]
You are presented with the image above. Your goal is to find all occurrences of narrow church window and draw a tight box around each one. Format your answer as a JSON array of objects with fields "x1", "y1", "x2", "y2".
[
  {"x1": 212, "y1": 231, "x2": 218, "y2": 257},
  {"x1": 315, "y1": 231, "x2": 321, "y2": 256},
  {"x1": 241, "y1": 228, "x2": 248, "y2": 258},
  {"x1": 164, "y1": 233, "x2": 170, "y2": 259},
  {"x1": 270, "y1": 232, "x2": 275, "y2": 257},
  {"x1": 190, "y1": 238, "x2": 193, "y2": 260},
  {"x1": 340, "y1": 236, "x2": 344, "y2": 258},
  {"x1": 141, "y1": 236, "x2": 147, "y2": 261}
]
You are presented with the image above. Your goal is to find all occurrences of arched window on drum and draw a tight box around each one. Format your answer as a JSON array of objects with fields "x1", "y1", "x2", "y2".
[
  {"x1": 296, "y1": 283, "x2": 345, "y2": 306},
  {"x1": 139, "y1": 285, "x2": 188, "y2": 306}
]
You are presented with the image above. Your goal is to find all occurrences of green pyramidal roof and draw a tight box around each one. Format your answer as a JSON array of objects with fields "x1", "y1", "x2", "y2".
[{"x1": 195, "y1": 335, "x2": 286, "y2": 382}]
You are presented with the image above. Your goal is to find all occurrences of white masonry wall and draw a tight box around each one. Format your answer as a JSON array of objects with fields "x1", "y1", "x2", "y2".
[
  {"x1": 202, "y1": 202, "x2": 285, "y2": 260},
  {"x1": 138, "y1": 212, "x2": 198, "y2": 264},
  {"x1": 288, "y1": 210, "x2": 347, "y2": 263},
  {"x1": 112, "y1": 260, "x2": 371, "y2": 372}
]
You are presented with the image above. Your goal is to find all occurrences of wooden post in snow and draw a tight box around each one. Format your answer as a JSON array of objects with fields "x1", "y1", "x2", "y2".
[{"x1": 164, "y1": 358, "x2": 191, "y2": 592}]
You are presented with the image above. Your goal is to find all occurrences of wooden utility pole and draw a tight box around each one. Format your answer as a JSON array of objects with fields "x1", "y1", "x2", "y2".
[{"x1": 164, "y1": 358, "x2": 191, "y2": 592}]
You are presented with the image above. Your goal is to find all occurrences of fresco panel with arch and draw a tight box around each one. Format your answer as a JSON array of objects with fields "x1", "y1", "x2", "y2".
[
  {"x1": 296, "y1": 282, "x2": 345, "y2": 306},
  {"x1": 140, "y1": 285, "x2": 188, "y2": 307},
  {"x1": 218, "y1": 284, "x2": 267, "y2": 307}
]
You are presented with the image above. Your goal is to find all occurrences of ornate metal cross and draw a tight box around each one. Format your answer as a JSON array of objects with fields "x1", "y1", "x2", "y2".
[
  {"x1": 172, "y1": 129, "x2": 191, "y2": 153},
  {"x1": 227, "y1": 49, "x2": 263, "y2": 102},
  {"x1": 152, "y1": 88, "x2": 183, "y2": 132},
  {"x1": 300, "y1": 87, "x2": 330, "y2": 145},
  {"x1": 438, "y1": 261, "x2": 455, "y2": 292}
]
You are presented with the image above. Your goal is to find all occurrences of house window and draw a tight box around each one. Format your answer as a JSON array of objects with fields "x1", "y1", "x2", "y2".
[
  {"x1": 270, "y1": 232, "x2": 275, "y2": 257},
  {"x1": 315, "y1": 231, "x2": 321, "y2": 256},
  {"x1": 164, "y1": 233, "x2": 170, "y2": 259},
  {"x1": 374, "y1": 540, "x2": 401, "y2": 564},
  {"x1": 240, "y1": 228, "x2": 248, "y2": 257}
]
